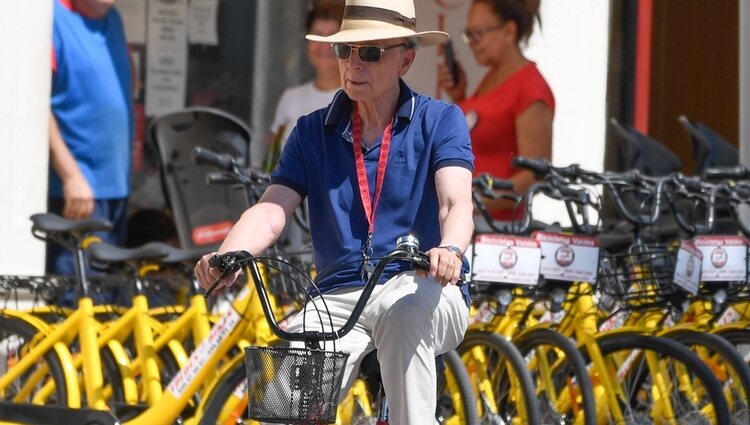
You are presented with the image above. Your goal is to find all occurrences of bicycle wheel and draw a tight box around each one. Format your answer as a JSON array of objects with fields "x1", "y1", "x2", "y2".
[
  {"x1": 458, "y1": 330, "x2": 541, "y2": 425},
  {"x1": 589, "y1": 333, "x2": 731, "y2": 424},
  {"x1": 663, "y1": 328, "x2": 750, "y2": 425},
  {"x1": 197, "y1": 361, "x2": 249, "y2": 425},
  {"x1": 513, "y1": 328, "x2": 596, "y2": 425},
  {"x1": 25, "y1": 306, "x2": 133, "y2": 408},
  {"x1": 713, "y1": 327, "x2": 750, "y2": 365},
  {"x1": 0, "y1": 314, "x2": 69, "y2": 405},
  {"x1": 437, "y1": 349, "x2": 480, "y2": 425}
]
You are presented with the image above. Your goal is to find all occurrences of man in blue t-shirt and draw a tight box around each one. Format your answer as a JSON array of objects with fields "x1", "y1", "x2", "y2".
[
  {"x1": 47, "y1": 0, "x2": 133, "y2": 292},
  {"x1": 195, "y1": 1, "x2": 474, "y2": 423}
]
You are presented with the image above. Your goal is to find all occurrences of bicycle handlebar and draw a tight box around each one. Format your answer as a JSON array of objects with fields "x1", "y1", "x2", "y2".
[
  {"x1": 666, "y1": 173, "x2": 713, "y2": 235},
  {"x1": 205, "y1": 172, "x2": 239, "y2": 185},
  {"x1": 512, "y1": 156, "x2": 550, "y2": 175},
  {"x1": 193, "y1": 146, "x2": 271, "y2": 205},
  {"x1": 205, "y1": 237, "x2": 435, "y2": 344},
  {"x1": 192, "y1": 147, "x2": 234, "y2": 171},
  {"x1": 511, "y1": 157, "x2": 581, "y2": 180},
  {"x1": 702, "y1": 165, "x2": 749, "y2": 181},
  {"x1": 725, "y1": 182, "x2": 750, "y2": 237},
  {"x1": 472, "y1": 173, "x2": 514, "y2": 192}
]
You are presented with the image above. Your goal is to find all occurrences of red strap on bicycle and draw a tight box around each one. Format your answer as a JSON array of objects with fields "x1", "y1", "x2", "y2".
[{"x1": 353, "y1": 106, "x2": 394, "y2": 238}]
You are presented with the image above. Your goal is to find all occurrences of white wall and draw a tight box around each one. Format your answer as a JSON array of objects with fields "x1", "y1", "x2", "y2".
[
  {"x1": 0, "y1": 2, "x2": 53, "y2": 274},
  {"x1": 408, "y1": 0, "x2": 611, "y2": 225}
]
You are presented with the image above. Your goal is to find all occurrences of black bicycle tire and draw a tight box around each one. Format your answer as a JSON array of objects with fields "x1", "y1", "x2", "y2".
[
  {"x1": 513, "y1": 327, "x2": 596, "y2": 425},
  {"x1": 197, "y1": 361, "x2": 245, "y2": 425},
  {"x1": 663, "y1": 328, "x2": 750, "y2": 425},
  {"x1": 712, "y1": 327, "x2": 750, "y2": 358},
  {"x1": 100, "y1": 344, "x2": 125, "y2": 405},
  {"x1": 458, "y1": 330, "x2": 541, "y2": 425},
  {"x1": 591, "y1": 332, "x2": 731, "y2": 425},
  {"x1": 441, "y1": 348, "x2": 480, "y2": 425},
  {"x1": 0, "y1": 314, "x2": 69, "y2": 406}
]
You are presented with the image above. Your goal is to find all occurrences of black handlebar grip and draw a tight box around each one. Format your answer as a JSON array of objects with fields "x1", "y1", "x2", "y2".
[
  {"x1": 556, "y1": 185, "x2": 587, "y2": 203},
  {"x1": 192, "y1": 147, "x2": 234, "y2": 171},
  {"x1": 733, "y1": 185, "x2": 750, "y2": 200},
  {"x1": 681, "y1": 176, "x2": 705, "y2": 192},
  {"x1": 472, "y1": 174, "x2": 514, "y2": 191},
  {"x1": 205, "y1": 172, "x2": 237, "y2": 185},
  {"x1": 512, "y1": 156, "x2": 550, "y2": 175},
  {"x1": 491, "y1": 178, "x2": 514, "y2": 191},
  {"x1": 703, "y1": 165, "x2": 749, "y2": 181}
]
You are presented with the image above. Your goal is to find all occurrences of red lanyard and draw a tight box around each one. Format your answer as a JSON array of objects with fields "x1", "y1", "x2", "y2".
[{"x1": 353, "y1": 106, "x2": 394, "y2": 252}]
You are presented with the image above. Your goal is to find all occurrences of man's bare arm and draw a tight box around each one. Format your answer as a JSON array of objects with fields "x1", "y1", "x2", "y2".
[
  {"x1": 419, "y1": 166, "x2": 474, "y2": 286},
  {"x1": 49, "y1": 111, "x2": 94, "y2": 219},
  {"x1": 194, "y1": 184, "x2": 302, "y2": 289}
]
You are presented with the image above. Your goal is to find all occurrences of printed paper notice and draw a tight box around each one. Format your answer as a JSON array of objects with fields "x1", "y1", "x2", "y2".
[
  {"x1": 471, "y1": 234, "x2": 541, "y2": 286},
  {"x1": 116, "y1": 0, "x2": 147, "y2": 44},
  {"x1": 146, "y1": 0, "x2": 188, "y2": 116},
  {"x1": 189, "y1": 0, "x2": 219, "y2": 45}
]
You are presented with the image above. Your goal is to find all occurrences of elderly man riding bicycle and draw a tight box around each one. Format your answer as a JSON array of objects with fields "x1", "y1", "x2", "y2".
[{"x1": 195, "y1": 1, "x2": 474, "y2": 423}]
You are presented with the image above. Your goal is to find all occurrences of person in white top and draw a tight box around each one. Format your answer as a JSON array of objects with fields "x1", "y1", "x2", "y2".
[
  {"x1": 268, "y1": 1, "x2": 345, "y2": 163},
  {"x1": 268, "y1": 1, "x2": 344, "y2": 251}
]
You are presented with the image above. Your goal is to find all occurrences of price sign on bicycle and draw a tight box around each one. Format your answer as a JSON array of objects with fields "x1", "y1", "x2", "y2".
[
  {"x1": 694, "y1": 235, "x2": 748, "y2": 282},
  {"x1": 672, "y1": 241, "x2": 703, "y2": 294},
  {"x1": 471, "y1": 234, "x2": 541, "y2": 285},
  {"x1": 533, "y1": 232, "x2": 600, "y2": 282}
]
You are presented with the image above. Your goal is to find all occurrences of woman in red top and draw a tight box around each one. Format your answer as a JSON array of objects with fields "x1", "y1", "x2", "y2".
[{"x1": 439, "y1": 0, "x2": 554, "y2": 221}]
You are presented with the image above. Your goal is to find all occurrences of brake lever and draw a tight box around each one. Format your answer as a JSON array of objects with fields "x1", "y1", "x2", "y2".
[{"x1": 203, "y1": 251, "x2": 252, "y2": 298}]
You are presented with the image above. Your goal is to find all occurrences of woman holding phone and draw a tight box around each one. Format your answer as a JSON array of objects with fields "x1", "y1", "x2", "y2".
[{"x1": 438, "y1": 0, "x2": 554, "y2": 223}]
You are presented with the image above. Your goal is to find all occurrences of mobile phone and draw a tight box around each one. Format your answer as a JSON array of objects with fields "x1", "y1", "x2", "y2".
[{"x1": 444, "y1": 40, "x2": 458, "y2": 85}]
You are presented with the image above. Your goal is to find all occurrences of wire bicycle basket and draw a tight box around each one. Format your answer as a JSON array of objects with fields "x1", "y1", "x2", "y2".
[
  {"x1": 244, "y1": 345, "x2": 348, "y2": 424},
  {"x1": 238, "y1": 254, "x2": 347, "y2": 424},
  {"x1": 598, "y1": 244, "x2": 678, "y2": 306}
]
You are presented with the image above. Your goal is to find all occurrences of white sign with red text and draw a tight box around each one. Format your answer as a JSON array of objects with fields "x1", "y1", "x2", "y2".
[
  {"x1": 471, "y1": 234, "x2": 541, "y2": 286},
  {"x1": 672, "y1": 241, "x2": 703, "y2": 294},
  {"x1": 693, "y1": 236, "x2": 748, "y2": 282},
  {"x1": 533, "y1": 232, "x2": 600, "y2": 283}
]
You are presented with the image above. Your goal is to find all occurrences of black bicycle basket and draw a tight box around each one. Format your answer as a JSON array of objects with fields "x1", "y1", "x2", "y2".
[
  {"x1": 244, "y1": 345, "x2": 349, "y2": 424},
  {"x1": 598, "y1": 244, "x2": 678, "y2": 305}
]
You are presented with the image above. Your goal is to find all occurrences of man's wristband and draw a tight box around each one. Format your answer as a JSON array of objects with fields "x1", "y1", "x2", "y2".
[{"x1": 438, "y1": 245, "x2": 464, "y2": 259}]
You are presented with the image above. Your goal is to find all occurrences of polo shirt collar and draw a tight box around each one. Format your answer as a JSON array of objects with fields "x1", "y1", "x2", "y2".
[{"x1": 325, "y1": 79, "x2": 416, "y2": 142}]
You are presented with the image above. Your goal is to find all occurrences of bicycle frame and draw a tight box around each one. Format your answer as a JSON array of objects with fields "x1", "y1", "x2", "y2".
[{"x1": 120, "y1": 271, "x2": 275, "y2": 425}]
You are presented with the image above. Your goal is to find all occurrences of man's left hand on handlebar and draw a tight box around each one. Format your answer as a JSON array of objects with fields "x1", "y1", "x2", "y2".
[{"x1": 418, "y1": 246, "x2": 462, "y2": 287}]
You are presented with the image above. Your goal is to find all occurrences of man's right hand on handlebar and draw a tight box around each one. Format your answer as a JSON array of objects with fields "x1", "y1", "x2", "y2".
[{"x1": 194, "y1": 252, "x2": 240, "y2": 292}]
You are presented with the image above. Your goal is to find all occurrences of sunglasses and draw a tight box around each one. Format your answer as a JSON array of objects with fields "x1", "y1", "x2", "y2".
[{"x1": 331, "y1": 42, "x2": 407, "y2": 63}]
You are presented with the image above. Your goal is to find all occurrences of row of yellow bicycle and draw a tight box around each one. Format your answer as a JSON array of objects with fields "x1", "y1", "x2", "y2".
[
  {"x1": 2, "y1": 156, "x2": 750, "y2": 424},
  {"x1": 457, "y1": 160, "x2": 750, "y2": 424}
]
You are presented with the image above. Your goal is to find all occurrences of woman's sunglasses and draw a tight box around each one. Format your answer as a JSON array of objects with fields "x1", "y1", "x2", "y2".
[{"x1": 331, "y1": 42, "x2": 407, "y2": 63}]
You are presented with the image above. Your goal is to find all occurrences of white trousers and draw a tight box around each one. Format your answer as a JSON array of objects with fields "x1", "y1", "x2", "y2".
[{"x1": 286, "y1": 271, "x2": 470, "y2": 425}]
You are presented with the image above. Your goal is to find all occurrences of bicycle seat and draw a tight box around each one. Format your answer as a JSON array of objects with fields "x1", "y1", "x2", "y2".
[
  {"x1": 358, "y1": 350, "x2": 445, "y2": 381},
  {"x1": 30, "y1": 213, "x2": 112, "y2": 234},
  {"x1": 87, "y1": 242, "x2": 168, "y2": 264},
  {"x1": 141, "y1": 241, "x2": 211, "y2": 264}
]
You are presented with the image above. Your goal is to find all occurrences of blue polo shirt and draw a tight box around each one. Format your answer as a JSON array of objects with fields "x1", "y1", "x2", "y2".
[{"x1": 271, "y1": 79, "x2": 473, "y2": 299}]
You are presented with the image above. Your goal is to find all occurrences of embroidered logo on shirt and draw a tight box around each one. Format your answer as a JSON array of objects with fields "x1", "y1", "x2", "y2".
[{"x1": 396, "y1": 150, "x2": 407, "y2": 165}]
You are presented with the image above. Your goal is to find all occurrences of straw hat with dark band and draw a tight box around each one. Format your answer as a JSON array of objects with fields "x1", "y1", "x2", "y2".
[{"x1": 306, "y1": 0, "x2": 448, "y2": 47}]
